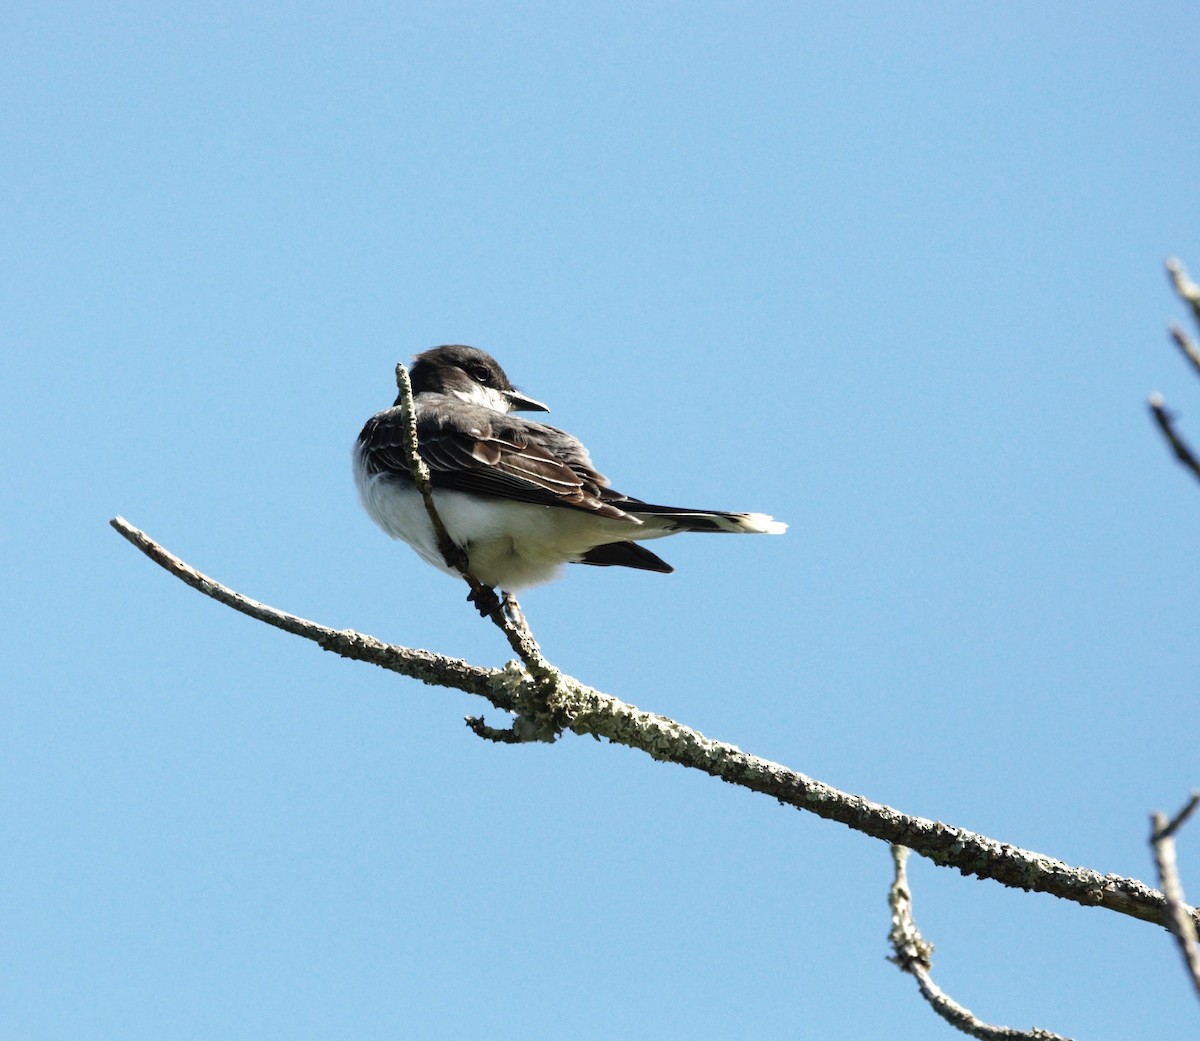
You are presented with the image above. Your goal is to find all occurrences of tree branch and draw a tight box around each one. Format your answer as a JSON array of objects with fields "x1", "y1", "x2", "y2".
[
  {"x1": 1169, "y1": 324, "x2": 1200, "y2": 379},
  {"x1": 887, "y1": 846, "x2": 1073, "y2": 1041},
  {"x1": 1150, "y1": 792, "x2": 1200, "y2": 1001},
  {"x1": 110, "y1": 516, "x2": 1193, "y2": 937},
  {"x1": 1167, "y1": 257, "x2": 1200, "y2": 332},
  {"x1": 1152, "y1": 259, "x2": 1200, "y2": 484},
  {"x1": 109, "y1": 516, "x2": 517, "y2": 708},
  {"x1": 1148, "y1": 394, "x2": 1200, "y2": 484}
]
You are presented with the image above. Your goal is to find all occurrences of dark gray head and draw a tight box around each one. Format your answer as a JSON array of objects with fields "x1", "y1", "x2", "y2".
[{"x1": 404, "y1": 345, "x2": 549, "y2": 413}]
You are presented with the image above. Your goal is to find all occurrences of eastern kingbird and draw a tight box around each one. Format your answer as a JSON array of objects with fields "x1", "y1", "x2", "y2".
[{"x1": 354, "y1": 345, "x2": 786, "y2": 593}]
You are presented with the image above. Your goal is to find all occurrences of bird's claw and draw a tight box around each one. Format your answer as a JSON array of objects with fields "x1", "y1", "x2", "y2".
[{"x1": 467, "y1": 584, "x2": 502, "y2": 617}]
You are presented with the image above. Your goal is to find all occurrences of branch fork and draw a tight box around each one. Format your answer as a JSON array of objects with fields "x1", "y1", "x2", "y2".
[
  {"x1": 1151, "y1": 791, "x2": 1200, "y2": 1000},
  {"x1": 887, "y1": 845, "x2": 1074, "y2": 1040}
]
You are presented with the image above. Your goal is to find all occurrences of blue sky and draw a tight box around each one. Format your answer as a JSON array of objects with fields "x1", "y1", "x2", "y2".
[{"x1": 5, "y1": 3, "x2": 1200, "y2": 1038}]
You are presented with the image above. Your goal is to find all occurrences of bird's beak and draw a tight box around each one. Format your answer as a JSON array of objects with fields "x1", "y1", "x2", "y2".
[{"x1": 505, "y1": 389, "x2": 550, "y2": 413}]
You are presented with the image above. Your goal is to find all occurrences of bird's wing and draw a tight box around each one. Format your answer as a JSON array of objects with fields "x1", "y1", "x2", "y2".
[{"x1": 357, "y1": 401, "x2": 638, "y2": 521}]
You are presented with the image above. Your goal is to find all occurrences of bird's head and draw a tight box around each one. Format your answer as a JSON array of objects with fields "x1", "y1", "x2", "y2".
[{"x1": 404, "y1": 345, "x2": 550, "y2": 414}]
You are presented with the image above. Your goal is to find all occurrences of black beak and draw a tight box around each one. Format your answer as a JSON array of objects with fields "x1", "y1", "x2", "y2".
[{"x1": 504, "y1": 389, "x2": 550, "y2": 413}]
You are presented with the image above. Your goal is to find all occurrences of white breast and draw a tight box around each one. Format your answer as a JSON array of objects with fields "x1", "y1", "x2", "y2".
[
  {"x1": 353, "y1": 441, "x2": 635, "y2": 589},
  {"x1": 353, "y1": 444, "x2": 453, "y2": 575}
]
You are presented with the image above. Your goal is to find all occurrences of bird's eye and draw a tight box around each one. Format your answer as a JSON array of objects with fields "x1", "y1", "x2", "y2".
[{"x1": 469, "y1": 364, "x2": 491, "y2": 383}]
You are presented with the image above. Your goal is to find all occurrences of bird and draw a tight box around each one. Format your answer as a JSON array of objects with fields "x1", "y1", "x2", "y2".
[{"x1": 353, "y1": 345, "x2": 786, "y2": 599}]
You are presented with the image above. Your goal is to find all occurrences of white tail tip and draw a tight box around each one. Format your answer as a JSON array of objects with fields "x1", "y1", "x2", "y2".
[{"x1": 739, "y1": 513, "x2": 787, "y2": 535}]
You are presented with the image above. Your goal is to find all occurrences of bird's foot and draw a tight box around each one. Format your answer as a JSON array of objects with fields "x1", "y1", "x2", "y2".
[
  {"x1": 441, "y1": 543, "x2": 471, "y2": 573},
  {"x1": 466, "y1": 584, "x2": 502, "y2": 617}
]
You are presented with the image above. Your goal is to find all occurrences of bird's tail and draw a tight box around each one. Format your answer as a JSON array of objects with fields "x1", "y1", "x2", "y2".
[{"x1": 627, "y1": 504, "x2": 787, "y2": 535}]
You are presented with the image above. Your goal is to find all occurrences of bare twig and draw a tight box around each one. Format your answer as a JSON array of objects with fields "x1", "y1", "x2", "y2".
[
  {"x1": 1167, "y1": 257, "x2": 1200, "y2": 331},
  {"x1": 1150, "y1": 259, "x2": 1200, "y2": 485},
  {"x1": 1157, "y1": 792, "x2": 1200, "y2": 841},
  {"x1": 392, "y1": 361, "x2": 564, "y2": 728},
  {"x1": 391, "y1": 361, "x2": 464, "y2": 576},
  {"x1": 1148, "y1": 394, "x2": 1200, "y2": 484},
  {"x1": 1151, "y1": 792, "x2": 1200, "y2": 1000},
  {"x1": 1170, "y1": 324, "x2": 1200, "y2": 379},
  {"x1": 887, "y1": 846, "x2": 1073, "y2": 1040},
  {"x1": 111, "y1": 517, "x2": 1195, "y2": 936},
  {"x1": 109, "y1": 516, "x2": 513, "y2": 706}
]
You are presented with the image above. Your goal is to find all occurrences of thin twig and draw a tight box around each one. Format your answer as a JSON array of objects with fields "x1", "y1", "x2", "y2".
[
  {"x1": 1151, "y1": 792, "x2": 1200, "y2": 1000},
  {"x1": 392, "y1": 361, "x2": 462, "y2": 574},
  {"x1": 464, "y1": 716, "x2": 526, "y2": 743},
  {"x1": 392, "y1": 362, "x2": 560, "y2": 698},
  {"x1": 109, "y1": 516, "x2": 510, "y2": 705},
  {"x1": 1148, "y1": 394, "x2": 1200, "y2": 484},
  {"x1": 1150, "y1": 259, "x2": 1200, "y2": 485},
  {"x1": 887, "y1": 846, "x2": 1073, "y2": 1041},
  {"x1": 111, "y1": 516, "x2": 1195, "y2": 936},
  {"x1": 1157, "y1": 792, "x2": 1200, "y2": 841},
  {"x1": 1170, "y1": 325, "x2": 1200, "y2": 379},
  {"x1": 1167, "y1": 258, "x2": 1200, "y2": 331}
]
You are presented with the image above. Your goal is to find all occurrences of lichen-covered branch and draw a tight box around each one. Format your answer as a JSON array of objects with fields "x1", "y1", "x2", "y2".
[
  {"x1": 1151, "y1": 792, "x2": 1200, "y2": 1001},
  {"x1": 111, "y1": 516, "x2": 1192, "y2": 937},
  {"x1": 887, "y1": 846, "x2": 1073, "y2": 1040},
  {"x1": 109, "y1": 516, "x2": 516, "y2": 708}
]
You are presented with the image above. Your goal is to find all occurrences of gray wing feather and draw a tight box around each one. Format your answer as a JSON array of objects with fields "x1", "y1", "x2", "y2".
[{"x1": 358, "y1": 399, "x2": 636, "y2": 521}]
